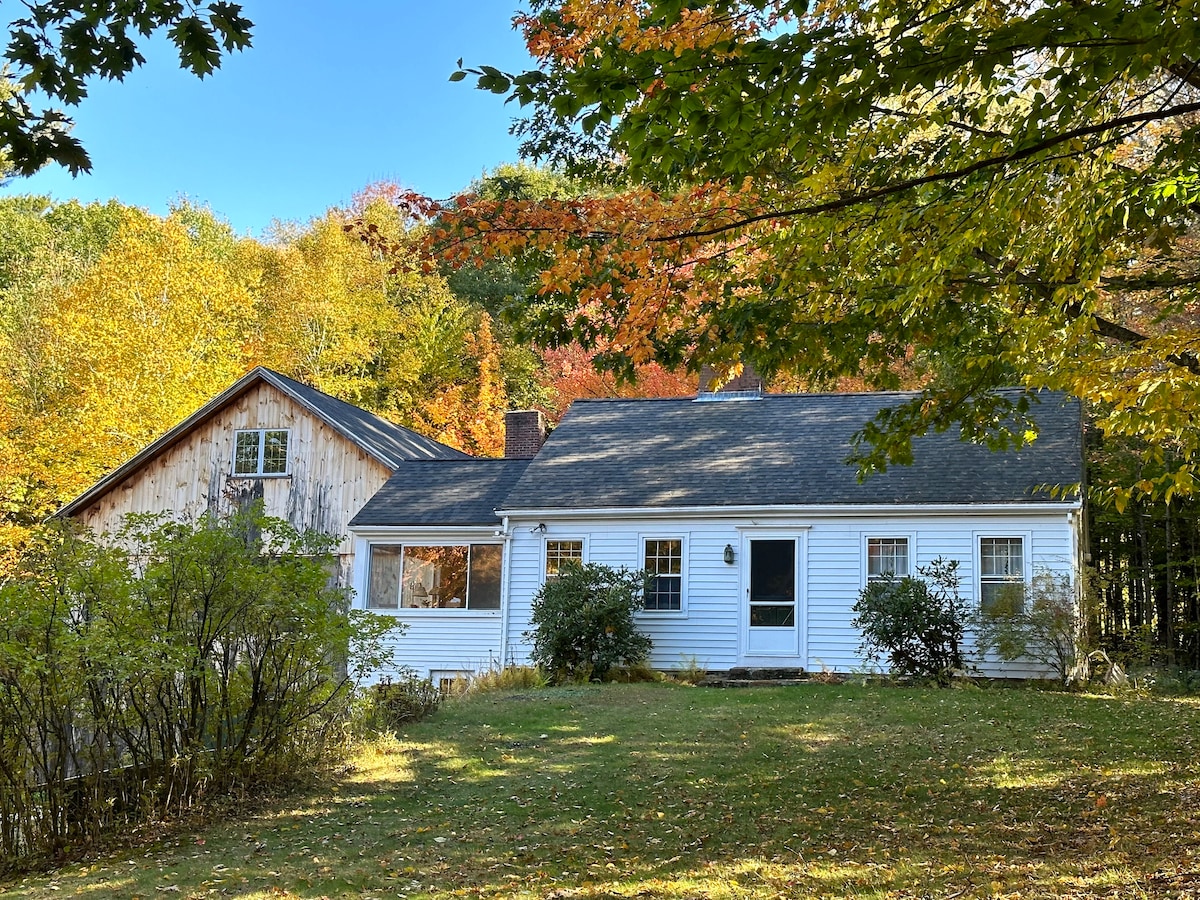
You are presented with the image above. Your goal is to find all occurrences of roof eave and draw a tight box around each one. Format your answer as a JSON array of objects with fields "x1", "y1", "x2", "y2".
[{"x1": 496, "y1": 500, "x2": 1083, "y2": 520}]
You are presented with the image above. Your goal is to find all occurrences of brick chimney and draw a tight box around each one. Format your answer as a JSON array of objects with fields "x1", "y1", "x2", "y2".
[
  {"x1": 698, "y1": 360, "x2": 764, "y2": 393},
  {"x1": 504, "y1": 410, "x2": 546, "y2": 459}
]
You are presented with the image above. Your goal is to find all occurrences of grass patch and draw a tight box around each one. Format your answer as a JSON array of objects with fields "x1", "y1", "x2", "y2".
[{"x1": 4, "y1": 683, "x2": 1200, "y2": 898}]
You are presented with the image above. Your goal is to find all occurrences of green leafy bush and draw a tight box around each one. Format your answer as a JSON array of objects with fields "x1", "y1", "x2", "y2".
[
  {"x1": 525, "y1": 563, "x2": 653, "y2": 682},
  {"x1": 851, "y1": 558, "x2": 966, "y2": 684},
  {"x1": 973, "y1": 571, "x2": 1084, "y2": 684},
  {"x1": 0, "y1": 506, "x2": 398, "y2": 868}
]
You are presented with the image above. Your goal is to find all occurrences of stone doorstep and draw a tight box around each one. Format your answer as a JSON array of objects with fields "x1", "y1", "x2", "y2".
[
  {"x1": 706, "y1": 678, "x2": 812, "y2": 688},
  {"x1": 701, "y1": 667, "x2": 816, "y2": 687},
  {"x1": 723, "y1": 667, "x2": 806, "y2": 680}
]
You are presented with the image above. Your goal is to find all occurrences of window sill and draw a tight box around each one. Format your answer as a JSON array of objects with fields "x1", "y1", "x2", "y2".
[
  {"x1": 367, "y1": 608, "x2": 502, "y2": 617},
  {"x1": 229, "y1": 472, "x2": 292, "y2": 479}
]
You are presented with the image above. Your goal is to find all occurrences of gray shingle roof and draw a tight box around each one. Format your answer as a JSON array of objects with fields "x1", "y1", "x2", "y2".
[
  {"x1": 497, "y1": 391, "x2": 1082, "y2": 511},
  {"x1": 257, "y1": 369, "x2": 468, "y2": 465},
  {"x1": 57, "y1": 367, "x2": 467, "y2": 518},
  {"x1": 351, "y1": 460, "x2": 531, "y2": 526}
]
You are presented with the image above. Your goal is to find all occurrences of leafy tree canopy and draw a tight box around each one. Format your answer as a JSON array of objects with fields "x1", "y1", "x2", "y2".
[
  {"x1": 441, "y1": 0, "x2": 1200, "y2": 505},
  {"x1": 2, "y1": 1, "x2": 253, "y2": 175}
]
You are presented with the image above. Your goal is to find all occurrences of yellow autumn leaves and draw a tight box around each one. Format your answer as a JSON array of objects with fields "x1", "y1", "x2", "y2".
[{"x1": 0, "y1": 196, "x2": 515, "y2": 545}]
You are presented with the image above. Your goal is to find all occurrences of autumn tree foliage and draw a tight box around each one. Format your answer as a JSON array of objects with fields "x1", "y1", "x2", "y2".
[
  {"x1": 438, "y1": 0, "x2": 1200, "y2": 506},
  {"x1": 2, "y1": 1, "x2": 253, "y2": 175},
  {"x1": 0, "y1": 193, "x2": 520, "y2": 550}
]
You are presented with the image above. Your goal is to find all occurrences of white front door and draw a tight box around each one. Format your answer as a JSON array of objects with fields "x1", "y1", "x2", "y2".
[{"x1": 743, "y1": 537, "x2": 802, "y2": 659}]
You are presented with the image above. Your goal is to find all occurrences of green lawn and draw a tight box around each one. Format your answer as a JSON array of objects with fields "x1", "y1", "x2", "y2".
[{"x1": 4, "y1": 682, "x2": 1200, "y2": 899}]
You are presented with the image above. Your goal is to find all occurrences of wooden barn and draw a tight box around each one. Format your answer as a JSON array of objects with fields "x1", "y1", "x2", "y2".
[{"x1": 57, "y1": 367, "x2": 468, "y2": 582}]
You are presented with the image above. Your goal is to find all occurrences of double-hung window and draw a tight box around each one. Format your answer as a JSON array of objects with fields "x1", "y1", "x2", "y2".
[
  {"x1": 367, "y1": 544, "x2": 502, "y2": 610},
  {"x1": 643, "y1": 538, "x2": 683, "y2": 611},
  {"x1": 545, "y1": 540, "x2": 584, "y2": 576},
  {"x1": 866, "y1": 537, "x2": 909, "y2": 581},
  {"x1": 979, "y1": 537, "x2": 1025, "y2": 611},
  {"x1": 233, "y1": 429, "x2": 289, "y2": 476}
]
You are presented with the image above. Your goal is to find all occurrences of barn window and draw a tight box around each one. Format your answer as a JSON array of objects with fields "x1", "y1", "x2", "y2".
[{"x1": 233, "y1": 429, "x2": 289, "y2": 476}]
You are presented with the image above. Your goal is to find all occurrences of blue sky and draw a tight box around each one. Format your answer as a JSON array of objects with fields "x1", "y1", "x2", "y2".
[{"x1": 2, "y1": 2, "x2": 534, "y2": 236}]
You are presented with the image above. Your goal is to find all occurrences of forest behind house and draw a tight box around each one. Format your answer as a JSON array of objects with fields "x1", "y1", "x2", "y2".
[{"x1": 0, "y1": 167, "x2": 1196, "y2": 673}]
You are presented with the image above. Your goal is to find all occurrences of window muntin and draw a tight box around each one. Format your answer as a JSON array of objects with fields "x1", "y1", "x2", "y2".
[
  {"x1": 979, "y1": 536, "x2": 1025, "y2": 611},
  {"x1": 643, "y1": 538, "x2": 683, "y2": 611},
  {"x1": 233, "y1": 429, "x2": 289, "y2": 476},
  {"x1": 367, "y1": 544, "x2": 502, "y2": 611},
  {"x1": 867, "y1": 537, "x2": 910, "y2": 580},
  {"x1": 545, "y1": 540, "x2": 583, "y2": 576}
]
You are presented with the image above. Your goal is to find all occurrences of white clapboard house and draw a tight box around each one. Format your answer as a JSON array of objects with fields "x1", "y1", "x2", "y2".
[{"x1": 347, "y1": 390, "x2": 1083, "y2": 681}]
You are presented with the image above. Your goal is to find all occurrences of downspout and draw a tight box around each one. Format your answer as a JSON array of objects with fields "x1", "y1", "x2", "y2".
[{"x1": 497, "y1": 514, "x2": 512, "y2": 668}]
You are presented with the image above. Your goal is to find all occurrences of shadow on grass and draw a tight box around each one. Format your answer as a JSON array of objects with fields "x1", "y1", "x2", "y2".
[{"x1": 5, "y1": 683, "x2": 1200, "y2": 899}]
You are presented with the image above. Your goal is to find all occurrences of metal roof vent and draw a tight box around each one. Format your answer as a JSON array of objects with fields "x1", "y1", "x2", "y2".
[{"x1": 693, "y1": 389, "x2": 764, "y2": 402}]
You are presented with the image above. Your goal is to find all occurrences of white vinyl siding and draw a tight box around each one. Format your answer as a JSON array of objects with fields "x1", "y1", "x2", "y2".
[{"x1": 355, "y1": 509, "x2": 1076, "y2": 680}]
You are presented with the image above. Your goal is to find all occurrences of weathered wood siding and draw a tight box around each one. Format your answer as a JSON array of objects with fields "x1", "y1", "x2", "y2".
[{"x1": 74, "y1": 382, "x2": 393, "y2": 568}]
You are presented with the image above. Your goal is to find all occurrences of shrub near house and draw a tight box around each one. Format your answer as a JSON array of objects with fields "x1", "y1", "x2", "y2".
[{"x1": 0, "y1": 507, "x2": 397, "y2": 868}]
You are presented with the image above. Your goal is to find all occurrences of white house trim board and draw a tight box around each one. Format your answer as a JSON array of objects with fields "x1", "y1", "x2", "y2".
[{"x1": 497, "y1": 502, "x2": 1080, "y2": 520}]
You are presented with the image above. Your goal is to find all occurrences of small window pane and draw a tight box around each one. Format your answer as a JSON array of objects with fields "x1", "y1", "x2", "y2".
[
  {"x1": 644, "y1": 539, "x2": 682, "y2": 610},
  {"x1": 981, "y1": 538, "x2": 1024, "y2": 577},
  {"x1": 546, "y1": 540, "x2": 583, "y2": 576},
  {"x1": 867, "y1": 537, "x2": 909, "y2": 579},
  {"x1": 750, "y1": 605, "x2": 796, "y2": 627},
  {"x1": 468, "y1": 544, "x2": 502, "y2": 609},
  {"x1": 233, "y1": 431, "x2": 260, "y2": 475},
  {"x1": 368, "y1": 545, "x2": 401, "y2": 609},
  {"x1": 262, "y1": 430, "x2": 289, "y2": 474},
  {"x1": 402, "y1": 546, "x2": 468, "y2": 608}
]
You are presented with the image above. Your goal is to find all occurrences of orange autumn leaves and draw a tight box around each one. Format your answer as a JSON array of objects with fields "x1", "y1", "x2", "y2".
[{"x1": 432, "y1": 179, "x2": 773, "y2": 373}]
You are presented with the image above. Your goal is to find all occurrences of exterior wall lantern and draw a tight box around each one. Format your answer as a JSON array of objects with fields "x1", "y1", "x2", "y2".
[{"x1": 723, "y1": 544, "x2": 735, "y2": 565}]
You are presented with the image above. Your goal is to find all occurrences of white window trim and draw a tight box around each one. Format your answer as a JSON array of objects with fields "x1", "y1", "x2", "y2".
[
  {"x1": 364, "y1": 540, "x2": 504, "y2": 617},
  {"x1": 972, "y1": 531, "x2": 1032, "y2": 607},
  {"x1": 861, "y1": 533, "x2": 916, "y2": 587},
  {"x1": 232, "y1": 428, "x2": 291, "y2": 477},
  {"x1": 637, "y1": 533, "x2": 689, "y2": 617},
  {"x1": 541, "y1": 535, "x2": 588, "y2": 583}
]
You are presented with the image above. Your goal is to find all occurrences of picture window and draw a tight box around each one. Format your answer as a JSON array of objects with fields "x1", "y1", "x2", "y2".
[{"x1": 367, "y1": 544, "x2": 502, "y2": 610}]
